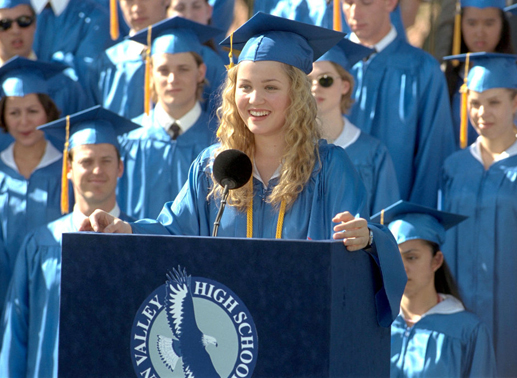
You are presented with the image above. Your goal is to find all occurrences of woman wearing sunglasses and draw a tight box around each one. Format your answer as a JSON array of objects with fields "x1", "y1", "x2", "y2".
[{"x1": 309, "y1": 39, "x2": 400, "y2": 215}]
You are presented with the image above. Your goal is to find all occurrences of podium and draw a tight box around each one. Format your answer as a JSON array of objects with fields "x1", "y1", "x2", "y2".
[{"x1": 59, "y1": 233, "x2": 390, "y2": 377}]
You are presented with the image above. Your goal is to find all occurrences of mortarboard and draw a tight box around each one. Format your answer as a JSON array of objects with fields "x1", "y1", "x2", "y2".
[
  {"x1": 505, "y1": 4, "x2": 517, "y2": 14},
  {"x1": 219, "y1": 12, "x2": 347, "y2": 74},
  {"x1": 461, "y1": 0, "x2": 506, "y2": 8},
  {"x1": 442, "y1": 52, "x2": 517, "y2": 148},
  {"x1": 0, "y1": 56, "x2": 67, "y2": 97},
  {"x1": 316, "y1": 38, "x2": 374, "y2": 71},
  {"x1": 371, "y1": 200, "x2": 467, "y2": 245},
  {"x1": 0, "y1": 0, "x2": 31, "y2": 8},
  {"x1": 38, "y1": 105, "x2": 140, "y2": 214},
  {"x1": 128, "y1": 16, "x2": 223, "y2": 115}
]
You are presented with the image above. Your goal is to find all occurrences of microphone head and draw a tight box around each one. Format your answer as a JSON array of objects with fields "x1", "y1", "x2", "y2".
[{"x1": 213, "y1": 149, "x2": 252, "y2": 190}]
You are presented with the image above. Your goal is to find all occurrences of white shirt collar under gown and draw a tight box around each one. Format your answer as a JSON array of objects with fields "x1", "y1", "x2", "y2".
[
  {"x1": 399, "y1": 294, "x2": 465, "y2": 323},
  {"x1": 350, "y1": 25, "x2": 397, "y2": 56},
  {"x1": 154, "y1": 101, "x2": 202, "y2": 135},
  {"x1": 333, "y1": 117, "x2": 361, "y2": 149},
  {"x1": 470, "y1": 137, "x2": 517, "y2": 165},
  {"x1": 31, "y1": 0, "x2": 69, "y2": 16},
  {"x1": 72, "y1": 203, "x2": 121, "y2": 231},
  {"x1": 0, "y1": 140, "x2": 61, "y2": 174}
]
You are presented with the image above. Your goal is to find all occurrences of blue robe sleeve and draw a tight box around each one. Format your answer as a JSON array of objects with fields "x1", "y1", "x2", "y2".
[
  {"x1": 466, "y1": 320, "x2": 497, "y2": 377},
  {"x1": 209, "y1": 0, "x2": 235, "y2": 35},
  {"x1": 47, "y1": 72, "x2": 94, "y2": 116}
]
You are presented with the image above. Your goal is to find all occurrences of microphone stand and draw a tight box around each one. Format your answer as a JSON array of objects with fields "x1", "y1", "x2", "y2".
[{"x1": 212, "y1": 184, "x2": 230, "y2": 237}]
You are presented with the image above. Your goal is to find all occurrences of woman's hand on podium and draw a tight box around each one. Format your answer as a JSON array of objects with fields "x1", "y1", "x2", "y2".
[
  {"x1": 79, "y1": 209, "x2": 133, "y2": 234},
  {"x1": 332, "y1": 211, "x2": 369, "y2": 251}
]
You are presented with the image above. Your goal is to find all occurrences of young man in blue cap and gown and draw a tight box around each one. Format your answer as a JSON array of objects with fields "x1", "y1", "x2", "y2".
[
  {"x1": 0, "y1": 59, "x2": 68, "y2": 315},
  {"x1": 310, "y1": 38, "x2": 400, "y2": 215},
  {"x1": 0, "y1": 1, "x2": 93, "y2": 118},
  {"x1": 117, "y1": 17, "x2": 217, "y2": 219},
  {"x1": 440, "y1": 52, "x2": 517, "y2": 377},
  {"x1": 80, "y1": 13, "x2": 408, "y2": 331},
  {"x1": 30, "y1": 0, "x2": 115, "y2": 86},
  {"x1": 341, "y1": 0, "x2": 455, "y2": 208},
  {"x1": 0, "y1": 105, "x2": 137, "y2": 377},
  {"x1": 372, "y1": 201, "x2": 496, "y2": 377}
]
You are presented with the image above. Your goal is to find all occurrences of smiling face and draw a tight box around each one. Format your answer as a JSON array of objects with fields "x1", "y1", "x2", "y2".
[
  {"x1": 168, "y1": 0, "x2": 212, "y2": 25},
  {"x1": 399, "y1": 239, "x2": 443, "y2": 299},
  {"x1": 309, "y1": 61, "x2": 350, "y2": 117},
  {"x1": 151, "y1": 51, "x2": 206, "y2": 118},
  {"x1": 119, "y1": 0, "x2": 170, "y2": 34},
  {"x1": 68, "y1": 143, "x2": 123, "y2": 214},
  {"x1": 235, "y1": 60, "x2": 291, "y2": 140},
  {"x1": 468, "y1": 88, "x2": 517, "y2": 142},
  {"x1": 0, "y1": 4, "x2": 35, "y2": 62},
  {"x1": 4, "y1": 93, "x2": 47, "y2": 147},
  {"x1": 461, "y1": 7, "x2": 503, "y2": 53}
]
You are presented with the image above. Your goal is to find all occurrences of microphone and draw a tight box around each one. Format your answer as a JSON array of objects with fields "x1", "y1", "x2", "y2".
[{"x1": 212, "y1": 149, "x2": 252, "y2": 237}]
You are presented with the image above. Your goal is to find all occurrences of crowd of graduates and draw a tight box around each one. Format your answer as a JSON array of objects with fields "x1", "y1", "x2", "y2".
[{"x1": 0, "y1": 0, "x2": 516, "y2": 376}]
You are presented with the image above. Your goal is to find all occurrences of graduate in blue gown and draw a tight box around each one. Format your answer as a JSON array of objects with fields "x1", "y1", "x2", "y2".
[
  {"x1": 0, "y1": 60, "x2": 65, "y2": 315},
  {"x1": 372, "y1": 201, "x2": 496, "y2": 377},
  {"x1": 0, "y1": 106, "x2": 137, "y2": 377},
  {"x1": 310, "y1": 38, "x2": 400, "y2": 215},
  {"x1": 80, "y1": 13, "x2": 407, "y2": 329},
  {"x1": 117, "y1": 17, "x2": 217, "y2": 219},
  {"x1": 442, "y1": 0, "x2": 513, "y2": 149},
  {"x1": 341, "y1": 0, "x2": 455, "y2": 208},
  {"x1": 31, "y1": 0, "x2": 115, "y2": 86},
  {"x1": 440, "y1": 53, "x2": 517, "y2": 377}
]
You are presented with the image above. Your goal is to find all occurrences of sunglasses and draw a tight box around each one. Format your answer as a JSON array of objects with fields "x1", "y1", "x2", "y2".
[
  {"x1": 0, "y1": 15, "x2": 35, "y2": 32},
  {"x1": 312, "y1": 75, "x2": 340, "y2": 88}
]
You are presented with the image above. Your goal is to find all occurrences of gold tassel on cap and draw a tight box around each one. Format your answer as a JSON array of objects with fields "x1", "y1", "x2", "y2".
[
  {"x1": 144, "y1": 25, "x2": 152, "y2": 115},
  {"x1": 459, "y1": 53, "x2": 470, "y2": 149},
  {"x1": 333, "y1": 0, "x2": 342, "y2": 32},
  {"x1": 452, "y1": 0, "x2": 461, "y2": 67},
  {"x1": 380, "y1": 209, "x2": 385, "y2": 225},
  {"x1": 225, "y1": 33, "x2": 235, "y2": 71},
  {"x1": 61, "y1": 115, "x2": 70, "y2": 214},
  {"x1": 110, "y1": 0, "x2": 119, "y2": 40}
]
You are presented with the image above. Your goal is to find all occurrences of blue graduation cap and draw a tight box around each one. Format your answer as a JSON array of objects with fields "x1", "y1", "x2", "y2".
[
  {"x1": 219, "y1": 12, "x2": 347, "y2": 74},
  {"x1": 505, "y1": 3, "x2": 517, "y2": 15},
  {"x1": 0, "y1": 56, "x2": 67, "y2": 97},
  {"x1": 0, "y1": 0, "x2": 31, "y2": 8},
  {"x1": 443, "y1": 52, "x2": 517, "y2": 91},
  {"x1": 317, "y1": 38, "x2": 374, "y2": 71},
  {"x1": 129, "y1": 16, "x2": 223, "y2": 57},
  {"x1": 38, "y1": 105, "x2": 140, "y2": 214},
  {"x1": 371, "y1": 200, "x2": 467, "y2": 245},
  {"x1": 461, "y1": 0, "x2": 506, "y2": 8}
]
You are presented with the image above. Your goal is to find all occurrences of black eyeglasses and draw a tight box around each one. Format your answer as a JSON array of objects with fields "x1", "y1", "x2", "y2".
[
  {"x1": 312, "y1": 75, "x2": 340, "y2": 88},
  {"x1": 0, "y1": 15, "x2": 35, "y2": 32}
]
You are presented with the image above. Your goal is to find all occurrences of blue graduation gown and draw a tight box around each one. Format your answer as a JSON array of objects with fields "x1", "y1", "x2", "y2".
[
  {"x1": 335, "y1": 121, "x2": 400, "y2": 215},
  {"x1": 47, "y1": 71, "x2": 93, "y2": 116},
  {"x1": 441, "y1": 148, "x2": 517, "y2": 377},
  {"x1": 86, "y1": 40, "x2": 226, "y2": 118},
  {"x1": 117, "y1": 108, "x2": 216, "y2": 219},
  {"x1": 0, "y1": 211, "x2": 134, "y2": 378},
  {"x1": 131, "y1": 142, "x2": 407, "y2": 327},
  {"x1": 391, "y1": 297, "x2": 496, "y2": 377},
  {"x1": 348, "y1": 34, "x2": 455, "y2": 208},
  {"x1": 0, "y1": 156, "x2": 63, "y2": 316},
  {"x1": 33, "y1": 0, "x2": 115, "y2": 86}
]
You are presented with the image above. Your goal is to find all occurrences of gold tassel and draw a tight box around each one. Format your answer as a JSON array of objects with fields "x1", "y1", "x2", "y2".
[
  {"x1": 452, "y1": 0, "x2": 461, "y2": 67},
  {"x1": 225, "y1": 33, "x2": 234, "y2": 71},
  {"x1": 110, "y1": 0, "x2": 119, "y2": 40},
  {"x1": 144, "y1": 26, "x2": 152, "y2": 115},
  {"x1": 380, "y1": 209, "x2": 385, "y2": 225},
  {"x1": 333, "y1": 0, "x2": 342, "y2": 32},
  {"x1": 61, "y1": 115, "x2": 70, "y2": 214},
  {"x1": 459, "y1": 53, "x2": 470, "y2": 149}
]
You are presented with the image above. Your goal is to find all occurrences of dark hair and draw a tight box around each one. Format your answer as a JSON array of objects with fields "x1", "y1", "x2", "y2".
[
  {"x1": 0, "y1": 93, "x2": 61, "y2": 133},
  {"x1": 445, "y1": 9, "x2": 514, "y2": 101},
  {"x1": 423, "y1": 240, "x2": 463, "y2": 303}
]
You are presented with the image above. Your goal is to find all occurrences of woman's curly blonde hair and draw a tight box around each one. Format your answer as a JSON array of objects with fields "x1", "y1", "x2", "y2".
[{"x1": 209, "y1": 61, "x2": 321, "y2": 212}]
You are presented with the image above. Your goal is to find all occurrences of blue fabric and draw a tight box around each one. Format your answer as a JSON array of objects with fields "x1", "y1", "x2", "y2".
[
  {"x1": 0, "y1": 156, "x2": 63, "y2": 317},
  {"x1": 348, "y1": 34, "x2": 455, "y2": 208},
  {"x1": 390, "y1": 312, "x2": 496, "y2": 377},
  {"x1": 441, "y1": 150, "x2": 517, "y2": 377},
  {"x1": 209, "y1": 0, "x2": 235, "y2": 35},
  {"x1": 33, "y1": 0, "x2": 116, "y2": 86},
  {"x1": 130, "y1": 142, "x2": 407, "y2": 327},
  {"x1": 86, "y1": 40, "x2": 225, "y2": 118},
  {"x1": 0, "y1": 211, "x2": 134, "y2": 378},
  {"x1": 461, "y1": 0, "x2": 506, "y2": 8},
  {"x1": 46, "y1": 72, "x2": 93, "y2": 116},
  {"x1": 117, "y1": 108, "x2": 216, "y2": 219},
  {"x1": 341, "y1": 132, "x2": 400, "y2": 215}
]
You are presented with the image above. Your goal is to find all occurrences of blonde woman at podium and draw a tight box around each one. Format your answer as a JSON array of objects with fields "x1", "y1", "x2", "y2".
[{"x1": 80, "y1": 13, "x2": 407, "y2": 327}]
